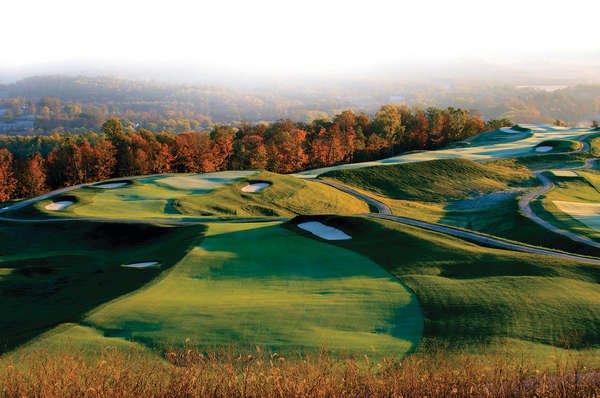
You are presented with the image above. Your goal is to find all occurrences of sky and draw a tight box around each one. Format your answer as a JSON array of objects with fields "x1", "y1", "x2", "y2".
[{"x1": 2, "y1": 0, "x2": 599, "y2": 80}]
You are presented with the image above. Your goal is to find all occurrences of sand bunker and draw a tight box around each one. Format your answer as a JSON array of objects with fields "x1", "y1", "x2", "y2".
[
  {"x1": 45, "y1": 201, "x2": 74, "y2": 211},
  {"x1": 241, "y1": 183, "x2": 270, "y2": 193},
  {"x1": 95, "y1": 182, "x2": 127, "y2": 189},
  {"x1": 535, "y1": 146, "x2": 553, "y2": 152},
  {"x1": 551, "y1": 170, "x2": 578, "y2": 177},
  {"x1": 500, "y1": 127, "x2": 521, "y2": 134},
  {"x1": 297, "y1": 222, "x2": 351, "y2": 240},
  {"x1": 122, "y1": 262, "x2": 159, "y2": 268}
]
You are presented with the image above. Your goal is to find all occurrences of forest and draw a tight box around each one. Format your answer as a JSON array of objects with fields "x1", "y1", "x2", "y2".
[
  {"x1": 0, "y1": 76, "x2": 599, "y2": 137},
  {"x1": 0, "y1": 105, "x2": 499, "y2": 202}
]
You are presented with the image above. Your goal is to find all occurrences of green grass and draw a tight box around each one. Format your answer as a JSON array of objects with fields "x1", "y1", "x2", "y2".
[
  {"x1": 173, "y1": 171, "x2": 368, "y2": 217},
  {"x1": 319, "y1": 158, "x2": 600, "y2": 256},
  {"x1": 585, "y1": 133, "x2": 600, "y2": 156},
  {"x1": 530, "y1": 171, "x2": 600, "y2": 242},
  {"x1": 453, "y1": 127, "x2": 532, "y2": 148},
  {"x1": 487, "y1": 152, "x2": 592, "y2": 171},
  {"x1": 321, "y1": 158, "x2": 534, "y2": 202},
  {"x1": 287, "y1": 215, "x2": 600, "y2": 352},
  {"x1": 534, "y1": 139, "x2": 582, "y2": 153},
  {"x1": 0, "y1": 221, "x2": 203, "y2": 353},
  {"x1": 78, "y1": 222, "x2": 422, "y2": 355},
  {"x1": 9, "y1": 171, "x2": 368, "y2": 221}
]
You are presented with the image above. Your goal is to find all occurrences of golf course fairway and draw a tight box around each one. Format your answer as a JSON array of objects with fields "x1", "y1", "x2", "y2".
[{"x1": 81, "y1": 222, "x2": 422, "y2": 354}]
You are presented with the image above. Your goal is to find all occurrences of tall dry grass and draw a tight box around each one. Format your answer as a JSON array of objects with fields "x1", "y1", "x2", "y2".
[{"x1": 1, "y1": 344, "x2": 599, "y2": 397}]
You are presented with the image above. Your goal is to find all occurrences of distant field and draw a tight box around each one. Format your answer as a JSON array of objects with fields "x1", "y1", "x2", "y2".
[{"x1": 295, "y1": 125, "x2": 595, "y2": 178}]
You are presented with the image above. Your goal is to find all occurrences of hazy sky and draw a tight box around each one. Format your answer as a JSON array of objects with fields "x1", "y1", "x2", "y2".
[{"x1": 2, "y1": 0, "x2": 599, "y2": 77}]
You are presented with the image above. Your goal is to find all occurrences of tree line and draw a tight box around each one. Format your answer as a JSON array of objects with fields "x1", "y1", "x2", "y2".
[{"x1": 0, "y1": 105, "x2": 503, "y2": 203}]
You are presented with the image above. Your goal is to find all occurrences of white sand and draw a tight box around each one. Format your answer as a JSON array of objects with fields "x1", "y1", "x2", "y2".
[
  {"x1": 122, "y1": 262, "x2": 159, "y2": 268},
  {"x1": 500, "y1": 127, "x2": 520, "y2": 134},
  {"x1": 45, "y1": 201, "x2": 74, "y2": 211},
  {"x1": 297, "y1": 222, "x2": 352, "y2": 240},
  {"x1": 535, "y1": 146, "x2": 553, "y2": 152},
  {"x1": 551, "y1": 170, "x2": 578, "y2": 177},
  {"x1": 241, "y1": 183, "x2": 270, "y2": 192},
  {"x1": 95, "y1": 182, "x2": 127, "y2": 189}
]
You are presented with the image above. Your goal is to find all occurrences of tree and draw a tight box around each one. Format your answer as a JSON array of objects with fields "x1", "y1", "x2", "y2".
[
  {"x1": 485, "y1": 118, "x2": 513, "y2": 131},
  {"x1": 102, "y1": 118, "x2": 132, "y2": 176},
  {"x1": 554, "y1": 119, "x2": 567, "y2": 127},
  {"x1": 372, "y1": 105, "x2": 405, "y2": 155},
  {"x1": 15, "y1": 153, "x2": 47, "y2": 197},
  {"x1": 592, "y1": 120, "x2": 599, "y2": 129},
  {"x1": 0, "y1": 149, "x2": 16, "y2": 202}
]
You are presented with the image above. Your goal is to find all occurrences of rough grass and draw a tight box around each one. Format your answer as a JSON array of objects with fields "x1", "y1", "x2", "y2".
[
  {"x1": 0, "y1": 221, "x2": 204, "y2": 353},
  {"x1": 287, "y1": 215, "x2": 600, "y2": 351},
  {"x1": 79, "y1": 222, "x2": 421, "y2": 354},
  {"x1": 321, "y1": 158, "x2": 534, "y2": 202},
  {"x1": 2, "y1": 343, "x2": 600, "y2": 397}
]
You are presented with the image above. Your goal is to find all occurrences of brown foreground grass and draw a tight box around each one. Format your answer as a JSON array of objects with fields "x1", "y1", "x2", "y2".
[{"x1": 2, "y1": 344, "x2": 600, "y2": 397}]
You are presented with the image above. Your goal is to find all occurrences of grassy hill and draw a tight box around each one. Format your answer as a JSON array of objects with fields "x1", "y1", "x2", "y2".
[
  {"x1": 320, "y1": 158, "x2": 600, "y2": 257},
  {"x1": 534, "y1": 139, "x2": 582, "y2": 153},
  {"x1": 320, "y1": 158, "x2": 534, "y2": 202},
  {"x1": 288, "y1": 215, "x2": 600, "y2": 354},
  {"x1": 8, "y1": 171, "x2": 368, "y2": 221}
]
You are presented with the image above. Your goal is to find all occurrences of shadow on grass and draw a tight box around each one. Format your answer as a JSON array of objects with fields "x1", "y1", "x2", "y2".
[{"x1": 0, "y1": 220, "x2": 206, "y2": 353}]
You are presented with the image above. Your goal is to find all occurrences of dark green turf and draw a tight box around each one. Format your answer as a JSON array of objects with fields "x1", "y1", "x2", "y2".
[
  {"x1": 0, "y1": 221, "x2": 204, "y2": 353},
  {"x1": 286, "y1": 215, "x2": 600, "y2": 350}
]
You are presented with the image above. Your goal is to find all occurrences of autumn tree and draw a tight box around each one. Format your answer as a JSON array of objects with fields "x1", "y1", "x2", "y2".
[
  {"x1": 372, "y1": 105, "x2": 405, "y2": 156},
  {"x1": 0, "y1": 149, "x2": 16, "y2": 202},
  {"x1": 14, "y1": 153, "x2": 47, "y2": 197}
]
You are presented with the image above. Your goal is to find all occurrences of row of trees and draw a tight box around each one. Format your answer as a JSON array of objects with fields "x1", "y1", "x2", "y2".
[{"x1": 0, "y1": 105, "x2": 497, "y2": 202}]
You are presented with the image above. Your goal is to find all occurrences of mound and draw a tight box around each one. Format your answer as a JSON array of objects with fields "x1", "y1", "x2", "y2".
[
  {"x1": 173, "y1": 171, "x2": 369, "y2": 217},
  {"x1": 534, "y1": 140, "x2": 581, "y2": 153},
  {"x1": 320, "y1": 158, "x2": 533, "y2": 202}
]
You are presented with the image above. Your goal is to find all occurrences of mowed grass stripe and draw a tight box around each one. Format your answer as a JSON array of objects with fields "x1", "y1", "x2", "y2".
[{"x1": 83, "y1": 222, "x2": 422, "y2": 354}]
